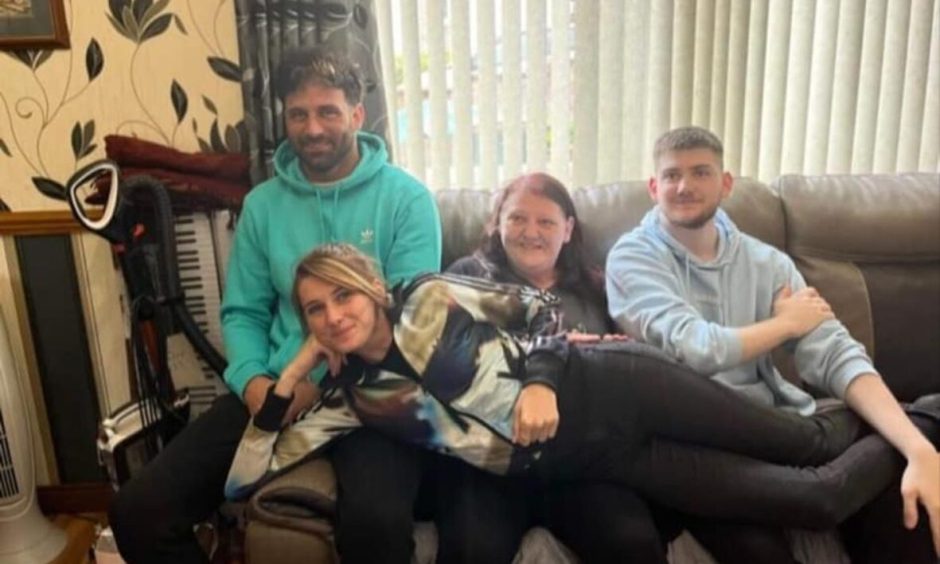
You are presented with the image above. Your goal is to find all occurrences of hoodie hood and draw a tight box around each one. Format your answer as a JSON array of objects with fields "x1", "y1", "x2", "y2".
[
  {"x1": 272, "y1": 131, "x2": 389, "y2": 242},
  {"x1": 273, "y1": 130, "x2": 388, "y2": 196},
  {"x1": 639, "y1": 205, "x2": 741, "y2": 269}
]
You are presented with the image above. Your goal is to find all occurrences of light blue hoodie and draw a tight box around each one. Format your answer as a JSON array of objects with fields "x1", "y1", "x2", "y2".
[
  {"x1": 221, "y1": 132, "x2": 442, "y2": 398},
  {"x1": 606, "y1": 206, "x2": 874, "y2": 415}
]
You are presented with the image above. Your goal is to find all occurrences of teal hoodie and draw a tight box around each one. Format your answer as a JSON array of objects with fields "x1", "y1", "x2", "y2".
[
  {"x1": 606, "y1": 207, "x2": 873, "y2": 415},
  {"x1": 221, "y1": 132, "x2": 442, "y2": 398}
]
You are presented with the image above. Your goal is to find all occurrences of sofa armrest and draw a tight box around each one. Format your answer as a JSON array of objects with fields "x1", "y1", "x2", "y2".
[{"x1": 248, "y1": 456, "x2": 337, "y2": 536}]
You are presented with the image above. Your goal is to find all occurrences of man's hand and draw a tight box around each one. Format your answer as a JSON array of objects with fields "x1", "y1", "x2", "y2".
[
  {"x1": 773, "y1": 285, "x2": 835, "y2": 338},
  {"x1": 900, "y1": 447, "x2": 940, "y2": 556},
  {"x1": 512, "y1": 383, "x2": 559, "y2": 446},
  {"x1": 243, "y1": 376, "x2": 275, "y2": 416},
  {"x1": 844, "y1": 374, "x2": 940, "y2": 556},
  {"x1": 283, "y1": 379, "x2": 319, "y2": 424}
]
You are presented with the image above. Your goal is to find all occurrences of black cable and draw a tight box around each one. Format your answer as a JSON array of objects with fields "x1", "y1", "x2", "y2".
[
  {"x1": 130, "y1": 297, "x2": 159, "y2": 458},
  {"x1": 121, "y1": 176, "x2": 228, "y2": 376}
]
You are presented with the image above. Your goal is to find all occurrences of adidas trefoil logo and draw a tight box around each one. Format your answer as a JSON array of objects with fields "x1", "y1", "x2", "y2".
[{"x1": 360, "y1": 228, "x2": 374, "y2": 244}]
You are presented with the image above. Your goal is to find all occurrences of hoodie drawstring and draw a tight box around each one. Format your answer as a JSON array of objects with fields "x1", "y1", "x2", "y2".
[
  {"x1": 313, "y1": 188, "x2": 341, "y2": 243},
  {"x1": 331, "y1": 188, "x2": 340, "y2": 242},
  {"x1": 314, "y1": 189, "x2": 328, "y2": 241}
]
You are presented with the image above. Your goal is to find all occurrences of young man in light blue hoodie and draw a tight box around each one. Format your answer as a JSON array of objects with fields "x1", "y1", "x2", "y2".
[
  {"x1": 606, "y1": 126, "x2": 940, "y2": 563},
  {"x1": 110, "y1": 46, "x2": 441, "y2": 564}
]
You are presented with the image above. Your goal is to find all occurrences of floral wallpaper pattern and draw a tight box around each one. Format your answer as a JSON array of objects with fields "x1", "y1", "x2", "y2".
[{"x1": 0, "y1": 0, "x2": 246, "y2": 211}]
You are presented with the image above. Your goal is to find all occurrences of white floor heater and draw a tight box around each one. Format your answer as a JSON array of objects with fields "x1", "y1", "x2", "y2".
[{"x1": 0, "y1": 309, "x2": 67, "y2": 562}]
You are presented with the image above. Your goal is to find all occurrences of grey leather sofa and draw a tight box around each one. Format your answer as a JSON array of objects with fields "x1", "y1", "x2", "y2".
[{"x1": 242, "y1": 172, "x2": 940, "y2": 563}]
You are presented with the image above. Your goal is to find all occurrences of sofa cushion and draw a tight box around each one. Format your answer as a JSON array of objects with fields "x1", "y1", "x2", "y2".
[
  {"x1": 568, "y1": 180, "x2": 655, "y2": 268},
  {"x1": 773, "y1": 173, "x2": 940, "y2": 400},
  {"x1": 721, "y1": 178, "x2": 787, "y2": 251},
  {"x1": 434, "y1": 188, "x2": 496, "y2": 268},
  {"x1": 247, "y1": 457, "x2": 337, "y2": 534}
]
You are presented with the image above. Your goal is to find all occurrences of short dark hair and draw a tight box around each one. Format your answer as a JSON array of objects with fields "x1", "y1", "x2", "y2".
[
  {"x1": 653, "y1": 126, "x2": 724, "y2": 168},
  {"x1": 478, "y1": 172, "x2": 605, "y2": 300},
  {"x1": 274, "y1": 46, "x2": 364, "y2": 105}
]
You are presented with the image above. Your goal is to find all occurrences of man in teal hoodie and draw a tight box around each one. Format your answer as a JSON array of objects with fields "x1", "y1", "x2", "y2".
[
  {"x1": 606, "y1": 126, "x2": 939, "y2": 563},
  {"x1": 110, "y1": 46, "x2": 441, "y2": 564}
]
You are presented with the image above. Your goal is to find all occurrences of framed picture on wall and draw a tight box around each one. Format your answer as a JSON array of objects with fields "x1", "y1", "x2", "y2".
[{"x1": 0, "y1": 0, "x2": 69, "y2": 49}]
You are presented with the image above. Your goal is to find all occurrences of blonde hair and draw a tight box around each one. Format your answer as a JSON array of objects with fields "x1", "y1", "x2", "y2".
[{"x1": 292, "y1": 244, "x2": 388, "y2": 321}]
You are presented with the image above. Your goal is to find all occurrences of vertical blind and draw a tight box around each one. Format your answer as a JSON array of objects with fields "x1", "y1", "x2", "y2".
[{"x1": 375, "y1": 0, "x2": 940, "y2": 189}]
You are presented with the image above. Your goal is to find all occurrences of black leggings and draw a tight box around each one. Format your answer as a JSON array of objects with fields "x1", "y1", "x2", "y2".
[
  {"x1": 432, "y1": 454, "x2": 670, "y2": 564},
  {"x1": 531, "y1": 342, "x2": 871, "y2": 527}
]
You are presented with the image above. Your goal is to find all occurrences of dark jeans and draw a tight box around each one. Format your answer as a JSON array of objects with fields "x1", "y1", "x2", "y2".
[
  {"x1": 330, "y1": 428, "x2": 425, "y2": 564},
  {"x1": 671, "y1": 515, "x2": 799, "y2": 564},
  {"x1": 110, "y1": 394, "x2": 249, "y2": 564},
  {"x1": 432, "y1": 456, "x2": 535, "y2": 564},
  {"x1": 432, "y1": 455, "x2": 669, "y2": 564},
  {"x1": 539, "y1": 481, "x2": 669, "y2": 564},
  {"x1": 110, "y1": 396, "x2": 424, "y2": 564}
]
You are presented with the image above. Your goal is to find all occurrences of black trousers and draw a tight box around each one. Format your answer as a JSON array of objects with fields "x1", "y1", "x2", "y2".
[
  {"x1": 109, "y1": 395, "x2": 423, "y2": 564},
  {"x1": 330, "y1": 427, "x2": 424, "y2": 564},
  {"x1": 432, "y1": 455, "x2": 670, "y2": 564},
  {"x1": 433, "y1": 456, "x2": 811, "y2": 564},
  {"x1": 109, "y1": 394, "x2": 249, "y2": 564},
  {"x1": 432, "y1": 340, "x2": 861, "y2": 564},
  {"x1": 536, "y1": 343, "x2": 863, "y2": 484}
]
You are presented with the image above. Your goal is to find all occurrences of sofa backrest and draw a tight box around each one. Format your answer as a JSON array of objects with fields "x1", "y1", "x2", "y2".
[
  {"x1": 435, "y1": 177, "x2": 784, "y2": 270},
  {"x1": 773, "y1": 173, "x2": 940, "y2": 401}
]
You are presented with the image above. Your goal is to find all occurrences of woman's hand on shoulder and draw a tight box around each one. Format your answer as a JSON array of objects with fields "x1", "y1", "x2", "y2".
[
  {"x1": 512, "y1": 383, "x2": 559, "y2": 447},
  {"x1": 602, "y1": 333, "x2": 632, "y2": 342},
  {"x1": 565, "y1": 331, "x2": 601, "y2": 344}
]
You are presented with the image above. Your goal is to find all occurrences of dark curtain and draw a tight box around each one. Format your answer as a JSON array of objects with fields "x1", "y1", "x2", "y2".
[{"x1": 233, "y1": 0, "x2": 389, "y2": 185}]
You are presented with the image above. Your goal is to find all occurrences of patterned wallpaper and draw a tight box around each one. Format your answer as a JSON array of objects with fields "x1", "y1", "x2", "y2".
[{"x1": 0, "y1": 0, "x2": 245, "y2": 211}]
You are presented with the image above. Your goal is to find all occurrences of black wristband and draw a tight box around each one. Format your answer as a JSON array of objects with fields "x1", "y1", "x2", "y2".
[{"x1": 254, "y1": 385, "x2": 293, "y2": 432}]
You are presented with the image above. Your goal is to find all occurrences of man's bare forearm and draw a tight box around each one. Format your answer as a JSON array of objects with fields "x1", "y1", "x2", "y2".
[
  {"x1": 844, "y1": 373, "x2": 935, "y2": 458},
  {"x1": 736, "y1": 317, "x2": 794, "y2": 364}
]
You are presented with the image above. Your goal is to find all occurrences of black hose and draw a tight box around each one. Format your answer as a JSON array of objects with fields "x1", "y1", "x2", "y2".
[{"x1": 120, "y1": 176, "x2": 228, "y2": 375}]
